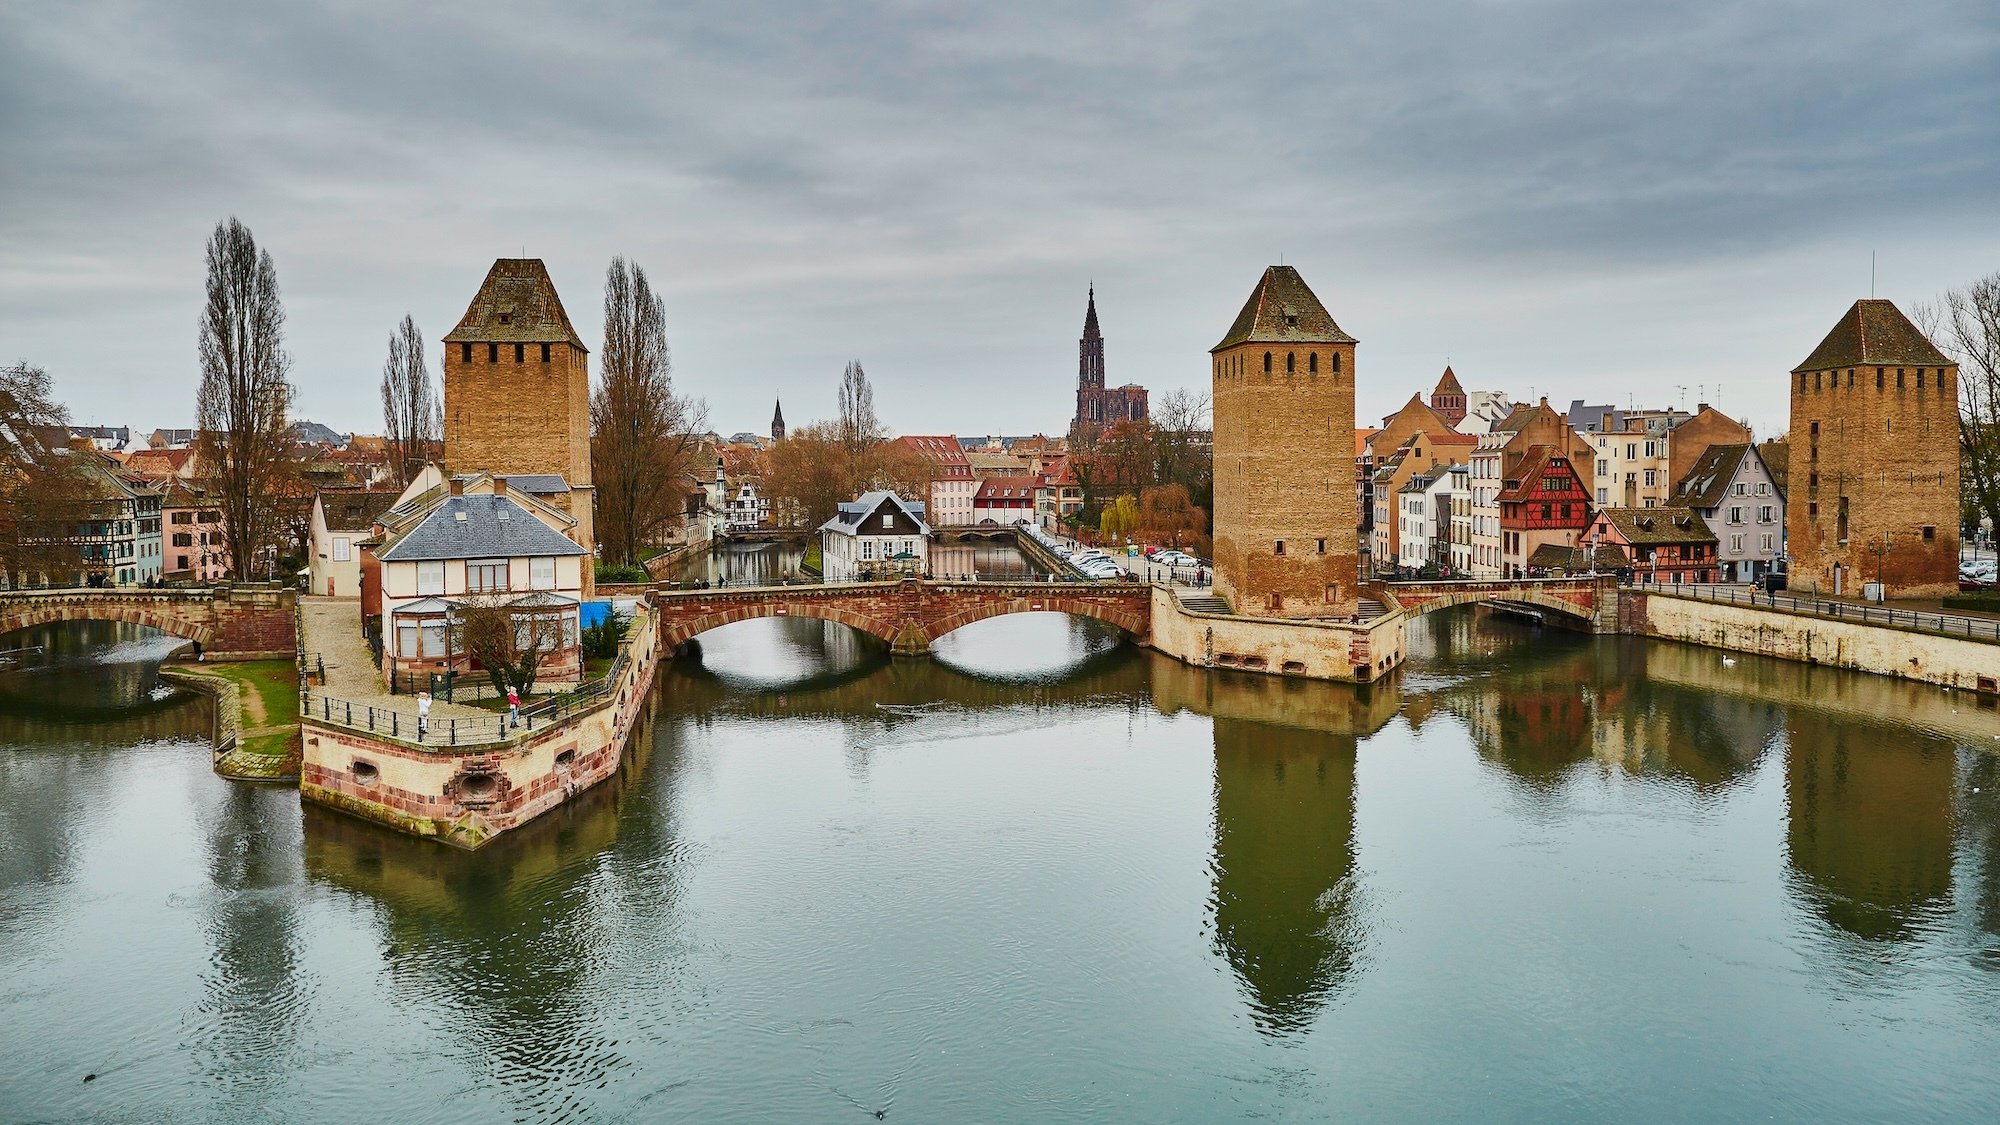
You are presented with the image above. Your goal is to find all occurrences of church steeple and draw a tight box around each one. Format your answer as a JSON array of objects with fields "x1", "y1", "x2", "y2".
[
  {"x1": 1078, "y1": 286, "x2": 1105, "y2": 390},
  {"x1": 771, "y1": 398, "x2": 786, "y2": 441}
]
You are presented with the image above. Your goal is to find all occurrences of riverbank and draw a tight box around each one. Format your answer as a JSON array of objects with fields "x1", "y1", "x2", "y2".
[{"x1": 159, "y1": 657, "x2": 301, "y2": 780}]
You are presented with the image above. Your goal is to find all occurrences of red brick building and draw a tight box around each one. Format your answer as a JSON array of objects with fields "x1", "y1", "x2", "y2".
[{"x1": 1498, "y1": 449, "x2": 1591, "y2": 578}]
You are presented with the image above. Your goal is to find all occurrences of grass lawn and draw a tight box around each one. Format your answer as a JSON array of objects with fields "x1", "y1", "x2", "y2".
[{"x1": 194, "y1": 659, "x2": 299, "y2": 757}]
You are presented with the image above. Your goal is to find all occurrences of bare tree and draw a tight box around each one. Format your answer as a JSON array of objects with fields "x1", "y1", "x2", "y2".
[
  {"x1": 763, "y1": 420, "x2": 853, "y2": 529},
  {"x1": 1920, "y1": 273, "x2": 2000, "y2": 539},
  {"x1": 836, "y1": 360, "x2": 881, "y2": 459},
  {"x1": 380, "y1": 314, "x2": 439, "y2": 486},
  {"x1": 591, "y1": 257, "x2": 708, "y2": 566},
  {"x1": 0, "y1": 361, "x2": 92, "y2": 586},
  {"x1": 194, "y1": 218, "x2": 296, "y2": 580},
  {"x1": 451, "y1": 595, "x2": 568, "y2": 697}
]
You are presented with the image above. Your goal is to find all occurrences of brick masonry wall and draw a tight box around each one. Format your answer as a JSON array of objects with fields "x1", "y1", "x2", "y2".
[
  {"x1": 1788, "y1": 361, "x2": 1960, "y2": 597},
  {"x1": 1210, "y1": 341, "x2": 1359, "y2": 617},
  {"x1": 443, "y1": 342, "x2": 592, "y2": 489},
  {"x1": 0, "y1": 588, "x2": 296, "y2": 654},
  {"x1": 650, "y1": 580, "x2": 1151, "y2": 653}
]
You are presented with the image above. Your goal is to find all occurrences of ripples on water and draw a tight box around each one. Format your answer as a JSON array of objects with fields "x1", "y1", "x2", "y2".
[{"x1": 5, "y1": 609, "x2": 2000, "y2": 1121}]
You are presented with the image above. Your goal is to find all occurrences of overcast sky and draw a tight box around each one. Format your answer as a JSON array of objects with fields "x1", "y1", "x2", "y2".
[{"x1": 5, "y1": 1, "x2": 1997, "y2": 443}]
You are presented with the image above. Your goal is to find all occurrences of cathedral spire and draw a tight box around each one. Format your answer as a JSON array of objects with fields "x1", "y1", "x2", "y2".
[
  {"x1": 1083, "y1": 284, "x2": 1101, "y2": 339},
  {"x1": 771, "y1": 398, "x2": 786, "y2": 441}
]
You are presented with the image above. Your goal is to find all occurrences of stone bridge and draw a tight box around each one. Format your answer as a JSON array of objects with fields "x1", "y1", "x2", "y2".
[
  {"x1": 0, "y1": 586, "x2": 299, "y2": 654},
  {"x1": 652, "y1": 578, "x2": 1152, "y2": 655},
  {"x1": 1374, "y1": 577, "x2": 1618, "y2": 631}
]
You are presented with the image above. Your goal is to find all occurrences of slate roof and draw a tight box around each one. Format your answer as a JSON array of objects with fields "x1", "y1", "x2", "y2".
[
  {"x1": 378, "y1": 494, "x2": 588, "y2": 562},
  {"x1": 1212, "y1": 266, "x2": 1355, "y2": 351},
  {"x1": 319, "y1": 488, "x2": 402, "y2": 532},
  {"x1": 1672, "y1": 443, "x2": 1752, "y2": 510},
  {"x1": 1758, "y1": 440, "x2": 1789, "y2": 496},
  {"x1": 819, "y1": 490, "x2": 930, "y2": 536},
  {"x1": 443, "y1": 259, "x2": 587, "y2": 349},
  {"x1": 490, "y1": 472, "x2": 569, "y2": 494},
  {"x1": 1598, "y1": 507, "x2": 1716, "y2": 546},
  {"x1": 1528, "y1": 543, "x2": 1630, "y2": 571},
  {"x1": 1793, "y1": 298, "x2": 1951, "y2": 372}
]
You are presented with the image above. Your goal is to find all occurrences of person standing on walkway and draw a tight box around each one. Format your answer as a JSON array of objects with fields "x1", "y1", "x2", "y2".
[
  {"x1": 506, "y1": 685, "x2": 521, "y2": 729},
  {"x1": 417, "y1": 690, "x2": 431, "y2": 740}
]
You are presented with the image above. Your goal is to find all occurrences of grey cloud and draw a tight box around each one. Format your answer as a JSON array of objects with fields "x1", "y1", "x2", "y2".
[{"x1": 1, "y1": 0, "x2": 1995, "y2": 440}]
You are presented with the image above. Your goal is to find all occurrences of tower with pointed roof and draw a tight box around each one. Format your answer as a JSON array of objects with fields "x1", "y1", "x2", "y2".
[
  {"x1": 1209, "y1": 265, "x2": 1358, "y2": 616},
  {"x1": 1430, "y1": 366, "x2": 1466, "y2": 427},
  {"x1": 441, "y1": 258, "x2": 595, "y2": 570},
  {"x1": 771, "y1": 399, "x2": 786, "y2": 442},
  {"x1": 1070, "y1": 287, "x2": 1147, "y2": 440},
  {"x1": 1786, "y1": 298, "x2": 1959, "y2": 596}
]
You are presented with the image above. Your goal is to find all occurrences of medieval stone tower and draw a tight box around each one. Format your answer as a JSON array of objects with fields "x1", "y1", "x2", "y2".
[
  {"x1": 442, "y1": 258, "x2": 595, "y2": 555},
  {"x1": 1786, "y1": 298, "x2": 1959, "y2": 597},
  {"x1": 1210, "y1": 266, "x2": 1358, "y2": 616},
  {"x1": 1430, "y1": 365, "x2": 1466, "y2": 428}
]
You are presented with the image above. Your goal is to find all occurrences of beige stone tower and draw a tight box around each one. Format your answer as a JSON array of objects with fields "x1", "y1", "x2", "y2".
[
  {"x1": 441, "y1": 259, "x2": 596, "y2": 565},
  {"x1": 1786, "y1": 298, "x2": 1959, "y2": 598},
  {"x1": 1210, "y1": 266, "x2": 1358, "y2": 616}
]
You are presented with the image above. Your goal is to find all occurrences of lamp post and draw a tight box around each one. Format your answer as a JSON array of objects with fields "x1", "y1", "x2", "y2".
[{"x1": 1875, "y1": 533, "x2": 1890, "y2": 595}]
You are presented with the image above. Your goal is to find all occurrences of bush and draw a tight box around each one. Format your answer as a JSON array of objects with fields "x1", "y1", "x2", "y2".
[
  {"x1": 582, "y1": 611, "x2": 630, "y2": 660},
  {"x1": 595, "y1": 562, "x2": 650, "y2": 584},
  {"x1": 1942, "y1": 591, "x2": 2000, "y2": 612}
]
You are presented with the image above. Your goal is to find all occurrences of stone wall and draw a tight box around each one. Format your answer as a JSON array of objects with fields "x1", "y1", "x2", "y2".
[
  {"x1": 1210, "y1": 338, "x2": 1359, "y2": 617},
  {"x1": 1634, "y1": 591, "x2": 2000, "y2": 694},
  {"x1": 300, "y1": 605, "x2": 662, "y2": 849},
  {"x1": 1787, "y1": 359, "x2": 1960, "y2": 597},
  {"x1": 0, "y1": 586, "x2": 296, "y2": 655},
  {"x1": 1149, "y1": 585, "x2": 1402, "y2": 682}
]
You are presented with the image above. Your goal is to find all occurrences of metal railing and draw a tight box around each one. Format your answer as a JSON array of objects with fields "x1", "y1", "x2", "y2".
[{"x1": 1633, "y1": 579, "x2": 2000, "y2": 644}]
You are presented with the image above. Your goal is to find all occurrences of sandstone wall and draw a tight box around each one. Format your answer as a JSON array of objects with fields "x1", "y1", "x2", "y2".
[{"x1": 1149, "y1": 585, "x2": 1401, "y2": 682}]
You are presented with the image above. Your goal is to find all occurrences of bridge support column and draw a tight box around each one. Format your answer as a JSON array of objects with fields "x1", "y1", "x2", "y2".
[{"x1": 889, "y1": 620, "x2": 931, "y2": 657}]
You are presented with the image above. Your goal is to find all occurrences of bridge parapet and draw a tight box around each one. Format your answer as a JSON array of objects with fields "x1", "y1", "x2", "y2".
[
  {"x1": 0, "y1": 585, "x2": 297, "y2": 652},
  {"x1": 649, "y1": 577, "x2": 1151, "y2": 654},
  {"x1": 1374, "y1": 576, "x2": 1616, "y2": 631}
]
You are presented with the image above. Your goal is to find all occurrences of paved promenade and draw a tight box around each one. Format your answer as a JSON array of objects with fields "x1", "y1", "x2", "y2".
[{"x1": 299, "y1": 596, "x2": 494, "y2": 726}]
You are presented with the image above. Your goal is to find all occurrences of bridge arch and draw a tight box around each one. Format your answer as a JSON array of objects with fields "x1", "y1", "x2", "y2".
[
  {"x1": 923, "y1": 596, "x2": 1148, "y2": 645},
  {"x1": 656, "y1": 601, "x2": 905, "y2": 650},
  {"x1": 0, "y1": 602, "x2": 216, "y2": 646},
  {"x1": 1386, "y1": 582, "x2": 1601, "y2": 625}
]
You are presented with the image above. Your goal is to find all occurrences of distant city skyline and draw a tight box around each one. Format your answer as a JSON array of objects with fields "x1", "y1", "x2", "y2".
[{"x1": 5, "y1": 2, "x2": 1996, "y2": 443}]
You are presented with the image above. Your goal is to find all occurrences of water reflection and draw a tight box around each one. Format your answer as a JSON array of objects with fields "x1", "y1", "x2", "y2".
[
  {"x1": 668, "y1": 540, "x2": 808, "y2": 586},
  {"x1": 1785, "y1": 717, "x2": 1956, "y2": 943},
  {"x1": 0, "y1": 619, "x2": 189, "y2": 718},
  {"x1": 1209, "y1": 717, "x2": 1362, "y2": 1034}
]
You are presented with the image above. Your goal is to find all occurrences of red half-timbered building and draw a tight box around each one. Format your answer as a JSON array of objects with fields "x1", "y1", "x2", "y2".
[{"x1": 1498, "y1": 448, "x2": 1592, "y2": 578}]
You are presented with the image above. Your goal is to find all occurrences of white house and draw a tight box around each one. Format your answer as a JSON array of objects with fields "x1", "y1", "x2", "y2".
[
  {"x1": 370, "y1": 477, "x2": 591, "y2": 684},
  {"x1": 818, "y1": 491, "x2": 930, "y2": 581},
  {"x1": 309, "y1": 488, "x2": 400, "y2": 597},
  {"x1": 727, "y1": 479, "x2": 770, "y2": 531},
  {"x1": 1442, "y1": 463, "x2": 1473, "y2": 576}
]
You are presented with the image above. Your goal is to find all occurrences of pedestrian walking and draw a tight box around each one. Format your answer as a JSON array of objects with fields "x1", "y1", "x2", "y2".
[
  {"x1": 417, "y1": 690, "x2": 432, "y2": 740},
  {"x1": 506, "y1": 685, "x2": 521, "y2": 729}
]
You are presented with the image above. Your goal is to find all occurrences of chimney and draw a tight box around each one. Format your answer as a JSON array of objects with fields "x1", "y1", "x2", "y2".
[
  {"x1": 1696, "y1": 402, "x2": 1710, "y2": 413},
  {"x1": 448, "y1": 477, "x2": 464, "y2": 497},
  {"x1": 493, "y1": 475, "x2": 508, "y2": 500}
]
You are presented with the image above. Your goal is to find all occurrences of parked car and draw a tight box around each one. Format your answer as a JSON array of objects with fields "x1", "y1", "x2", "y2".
[{"x1": 1152, "y1": 550, "x2": 1196, "y2": 568}]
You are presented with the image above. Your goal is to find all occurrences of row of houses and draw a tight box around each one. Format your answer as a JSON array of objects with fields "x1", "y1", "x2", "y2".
[{"x1": 1368, "y1": 376, "x2": 1786, "y2": 584}]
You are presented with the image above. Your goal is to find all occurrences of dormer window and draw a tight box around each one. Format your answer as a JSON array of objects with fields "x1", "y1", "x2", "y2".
[{"x1": 499, "y1": 311, "x2": 512, "y2": 325}]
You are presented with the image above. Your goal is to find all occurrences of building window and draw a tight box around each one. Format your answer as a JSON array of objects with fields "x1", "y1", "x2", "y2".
[
  {"x1": 1897, "y1": 368, "x2": 1905, "y2": 388},
  {"x1": 467, "y1": 560, "x2": 509, "y2": 592},
  {"x1": 1923, "y1": 525, "x2": 1936, "y2": 542},
  {"x1": 332, "y1": 537, "x2": 351, "y2": 562},
  {"x1": 541, "y1": 343, "x2": 552, "y2": 363},
  {"x1": 1761, "y1": 534, "x2": 1774, "y2": 551},
  {"x1": 417, "y1": 560, "x2": 445, "y2": 595},
  {"x1": 1263, "y1": 352, "x2": 1272, "y2": 373},
  {"x1": 530, "y1": 556, "x2": 556, "y2": 589},
  {"x1": 1877, "y1": 367, "x2": 1885, "y2": 389},
  {"x1": 1309, "y1": 353, "x2": 1318, "y2": 374},
  {"x1": 861, "y1": 539, "x2": 874, "y2": 561},
  {"x1": 461, "y1": 343, "x2": 472, "y2": 363},
  {"x1": 1316, "y1": 538, "x2": 1326, "y2": 554},
  {"x1": 488, "y1": 343, "x2": 498, "y2": 362},
  {"x1": 1274, "y1": 539, "x2": 1286, "y2": 556}
]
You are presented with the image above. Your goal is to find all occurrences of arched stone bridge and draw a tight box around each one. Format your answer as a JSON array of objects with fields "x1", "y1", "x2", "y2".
[
  {"x1": 652, "y1": 578, "x2": 1152, "y2": 655},
  {"x1": 0, "y1": 586, "x2": 299, "y2": 653},
  {"x1": 1374, "y1": 577, "x2": 1619, "y2": 632}
]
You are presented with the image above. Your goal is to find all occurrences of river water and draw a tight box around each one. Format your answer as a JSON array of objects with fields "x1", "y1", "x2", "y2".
[{"x1": 4, "y1": 610, "x2": 2000, "y2": 1122}]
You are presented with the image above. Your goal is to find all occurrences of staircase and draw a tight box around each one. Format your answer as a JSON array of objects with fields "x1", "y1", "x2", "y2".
[
  {"x1": 1179, "y1": 594, "x2": 1231, "y2": 615},
  {"x1": 1356, "y1": 597, "x2": 1389, "y2": 620}
]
